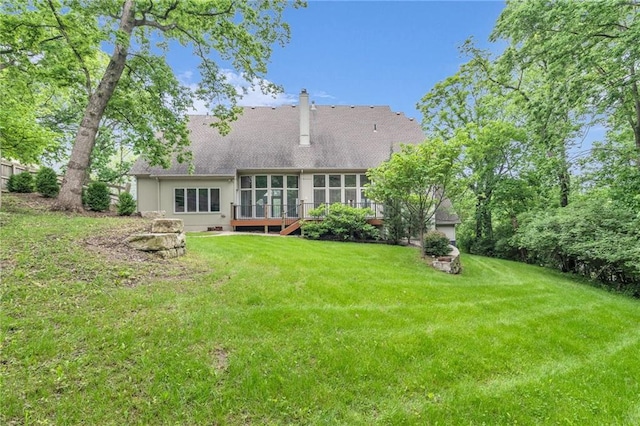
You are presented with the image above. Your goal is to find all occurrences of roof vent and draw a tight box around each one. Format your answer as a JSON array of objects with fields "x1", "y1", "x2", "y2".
[
  {"x1": 409, "y1": 117, "x2": 414, "y2": 121},
  {"x1": 373, "y1": 124, "x2": 377, "y2": 132},
  {"x1": 331, "y1": 105, "x2": 335, "y2": 108},
  {"x1": 396, "y1": 112, "x2": 400, "y2": 115},
  {"x1": 272, "y1": 106, "x2": 276, "y2": 110},
  {"x1": 370, "y1": 106, "x2": 374, "y2": 108},
  {"x1": 350, "y1": 105, "x2": 354, "y2": 108},
  {"x1": 311, "y1": 101, "x2": 316, "y2": 111}
]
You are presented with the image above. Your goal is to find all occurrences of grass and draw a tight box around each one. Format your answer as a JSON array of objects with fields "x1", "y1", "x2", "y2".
[{"x1": 2, "y1": 193, "x2": 640, "y2": 424}]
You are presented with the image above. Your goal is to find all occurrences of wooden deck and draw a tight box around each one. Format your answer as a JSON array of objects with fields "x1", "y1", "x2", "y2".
[
  {"x1": 230, "y1": 217, "x2": 383, "y2": 235},
  {"x1": 229, "y1": 202, "x2": 384, "y2": 235}
]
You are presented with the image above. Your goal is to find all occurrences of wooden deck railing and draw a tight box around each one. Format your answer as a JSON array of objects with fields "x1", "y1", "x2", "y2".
[{"x1": 231, "y1": 201, "x2": 384, "y2": 221}]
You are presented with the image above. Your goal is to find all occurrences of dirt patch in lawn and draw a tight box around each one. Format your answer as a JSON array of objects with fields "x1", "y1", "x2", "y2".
[
  {"x1": 2, "y1": 193, "x2": 208, "y2": 286},
  {"x1": 82, "y1": 220, "x2": 155, "y2": 263}
]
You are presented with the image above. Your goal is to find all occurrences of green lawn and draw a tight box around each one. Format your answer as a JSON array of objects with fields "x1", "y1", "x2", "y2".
[{"x1": 2, "y1": 195, "x2": 640, "y2": 424}]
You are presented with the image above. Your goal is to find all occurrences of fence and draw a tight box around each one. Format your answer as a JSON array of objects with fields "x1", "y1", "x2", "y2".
[{"x1": 1, "y1": 159, "x2": 129, "y2": 203}]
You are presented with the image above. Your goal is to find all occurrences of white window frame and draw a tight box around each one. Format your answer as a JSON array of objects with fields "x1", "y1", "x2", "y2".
[
  {"x1": 312, "y1": 174, "x2": 369, "y2": 205},
  {"x1": 174, "y1": 187, "x2": 221, "y2": 214},
  {"x1": 238, "y1": 174, "x2": 299, "y2": 214}
]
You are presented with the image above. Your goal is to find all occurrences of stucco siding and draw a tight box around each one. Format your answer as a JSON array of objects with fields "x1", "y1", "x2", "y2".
[
  {"x1": 137, "y1": 178, "x2": 235, "y2": 231},
  {"x1": 136, "y1": 177, "x2": 159, "y2": 212}
]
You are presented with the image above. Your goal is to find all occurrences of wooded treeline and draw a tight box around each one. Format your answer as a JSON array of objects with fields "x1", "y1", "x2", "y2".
[{"x1": 421, "y1": 0, "x2": 640, "y2": 293}]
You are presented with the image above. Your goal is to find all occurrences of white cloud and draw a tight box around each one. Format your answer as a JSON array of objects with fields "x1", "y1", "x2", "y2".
[
  {"x1": 188, "y1": 93, "x2": 210, "y2": 115},
  {"x1": 179, "y1": 69, "x2": 298, "y2": 114},
  {"x1": 311, "y1": 90, "x2": 336, "y2": 99},
  {"x1": 178, "y1": 70, "x2": 336, "y2": 113},
  {"x1": 222, "y1": 70, "x2": 298, "y2": 107},
  {"x1": 178, "y1": 70, "x2": 194, "y2": 81}
]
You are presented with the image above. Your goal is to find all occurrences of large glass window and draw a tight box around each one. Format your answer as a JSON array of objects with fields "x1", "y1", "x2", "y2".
[
  {"x1": 329, "y1": 175, "x2": 341, "y2": 188},
  {"x1": 256, "y1": 175, "x2": 267, "y2": 188},
  {"x1": 239, "y1": 175, "x2": 299, "y2": 218},
  {"x1": 198, "y1": 188, "x2": 209, "y2": 212},
  {"x1": 256, "y1": 189, "x2": 267, "y2": 217},
  {"x1": 209, "y1": 188, "x2": 220, "y2": 212},
  {"x1": 240, "y1": 190, "x2": 252, "y2": 217},
  {"x1": 360, "y1": 174, "x2": 370, "y2": 207},
  {"x1": 287, "y1": 189, "x2": 298, "y2": 217},
  {"x1": 287, "y1": 176, "x2": 299, "y2": 189},
  {"x1": 186, "y1": 189, "x2": 197, "y2": 212},
  {"x1": 240, "y1": 176, "x2": 252, "y2": 189},
  {"x1": 271, "y1": 175, "x2": 283, "y2": 188},
  {"x1": 174, "y1": 187, "x2": 221, "y2": 213},
  {"x1": 311, "y1": 173, "x2": 372, "y2": 207},
  {"x1": 175, "y1": 189, "x2": 185, "y2": 213}
]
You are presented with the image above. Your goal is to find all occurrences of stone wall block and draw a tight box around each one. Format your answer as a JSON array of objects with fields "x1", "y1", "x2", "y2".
[
  {"x1": 140, "y1": 210, "x2": 166, "y2": 219},
  {"x1": 431, "y1": 245, "x2": 461, "y2": 274},
  {"x1": 176, "y1": 232, "x2": 186, "y2": 248},
  {"x1": 156, "y1": 248, "x2": 178, "y2": 259},
  {"x1": 127, "y1": 233, "x2": 182, "y2": 251},
  {"x1": 151, "y1": 218, "x2": 184, "y2": 233}
]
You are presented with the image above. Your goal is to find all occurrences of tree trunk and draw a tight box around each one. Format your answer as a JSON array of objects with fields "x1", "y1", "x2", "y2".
[
  {"x1": 54, "y1": 0, "x2": 136, "y2": 211},
  {"x1": 630, "y1": 65, "x2": 640, "y2": 169},
  {"x1": 558, "y1": 168, "x2": 570, "y2": 208}
]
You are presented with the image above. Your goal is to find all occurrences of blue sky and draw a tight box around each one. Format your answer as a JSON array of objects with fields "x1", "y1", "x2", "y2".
[{"x1": 171, "y1": 1, "x2": 506, "y2": 120}]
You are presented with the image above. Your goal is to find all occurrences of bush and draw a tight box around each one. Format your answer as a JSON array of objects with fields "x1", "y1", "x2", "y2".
[
  {"x1": 85, "y1": 182, "x2": 111, "y2": 212},
  {"x1": 423, "y1": 230, "x2": 451, "y2": 257},
  {"x1": 7, "y1": 172, "x2": 35, "y2": 193},
  {"x1": 301, "y1": 203, "x2": 379, "y2": 241},
  {"x1": 35, "y1": 167, "x2": 60, "y2": 197},
  {"x1": 512, "y1": 198, "x2": 640, "y2": 294},
  {"x1": 116, "y1": 192, "x2": 136, "y2": 216}
]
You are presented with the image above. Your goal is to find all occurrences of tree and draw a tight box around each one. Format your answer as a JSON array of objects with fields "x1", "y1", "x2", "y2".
[
  {"x1": 466, "y1": 43, "x2": 587, "y2": 208},
  {"x1": 366, "y1": 139, "x2": 462, "y2": 256},
  {"x1": 418, "y1": 58, "x2": 529, "y2": 255},
  {"x1": 0, "y1": 1, "x2": 302, "y2": 211},
  {"x1": 0, "y1": 75, "x2": 60, "y2": 165},
  {"x1": 492, "y1": 0, "x2": 640, "y2": 168}
]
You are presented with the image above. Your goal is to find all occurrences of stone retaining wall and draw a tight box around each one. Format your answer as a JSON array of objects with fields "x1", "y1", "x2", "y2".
[
  {"x1": 127, "y1": 218, "x2": 186, "y2": 258},
  {"x1": 431, "y1": 245, "x2": 461, "y2": 274}
]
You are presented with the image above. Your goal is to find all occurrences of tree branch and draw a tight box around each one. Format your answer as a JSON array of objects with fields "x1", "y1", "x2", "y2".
[{"x1": 46, "y1": 0, "x2": 93, "y2": 96}]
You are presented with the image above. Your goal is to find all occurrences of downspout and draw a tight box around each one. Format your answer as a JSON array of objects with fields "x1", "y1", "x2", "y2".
[
  {"x1": 300, "y1": 169, "x2": 304, "y2": 218},
  {"x1": 156, "y1": 177, "x2": 160, "y2": 212}
]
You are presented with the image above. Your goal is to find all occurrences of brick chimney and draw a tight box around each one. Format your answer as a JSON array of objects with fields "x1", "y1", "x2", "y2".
[{"x1": 299, "y1": 89, "x2": 310, "y2": 146}]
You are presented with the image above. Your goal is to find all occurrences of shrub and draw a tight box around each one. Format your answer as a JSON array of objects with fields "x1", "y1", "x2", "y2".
[
  {"x1": 301, "y1": 220, "x2": 326, "y2": 240},
  {"x1": 116, "y1": 192, "x2": 136, "y2": 216},
  {"x1": 512, "y1": 198, "x2": 640, "y2": 294},
  {"x1": 423, "y1": 230, "x2": 451, "y2": 257},
  {"x1": 85, "y1": 182, "x2": 111, "y2": 212},
  {"x1": 7, "y1": 172, "x2": 35, "y2": 193},
  {"x1": 35, "y1": 167, "x2": 60, "y2": 197},
  {"x1": 301, "y1": 203, "x2": 379, "y2": 241}
]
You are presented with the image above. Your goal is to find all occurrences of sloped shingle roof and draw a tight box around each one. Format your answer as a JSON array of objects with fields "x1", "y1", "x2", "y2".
[{"x1": 130, "y1": 105, "x2": 424, "y2": 176}]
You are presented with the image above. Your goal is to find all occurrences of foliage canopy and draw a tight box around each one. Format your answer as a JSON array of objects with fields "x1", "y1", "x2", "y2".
[{"x1": 0, "y1": 0, "x2": 303, "y2": 210}]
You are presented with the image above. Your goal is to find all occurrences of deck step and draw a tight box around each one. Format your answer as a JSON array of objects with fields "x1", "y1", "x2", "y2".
[{"x1": 280, "y1": 220, "x2": 301, "y2": 235}]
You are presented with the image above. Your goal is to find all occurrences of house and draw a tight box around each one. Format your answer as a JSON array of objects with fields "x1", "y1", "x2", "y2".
[{"x1": 130, "y1": 89, "x2": 459, "y2": 241}]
